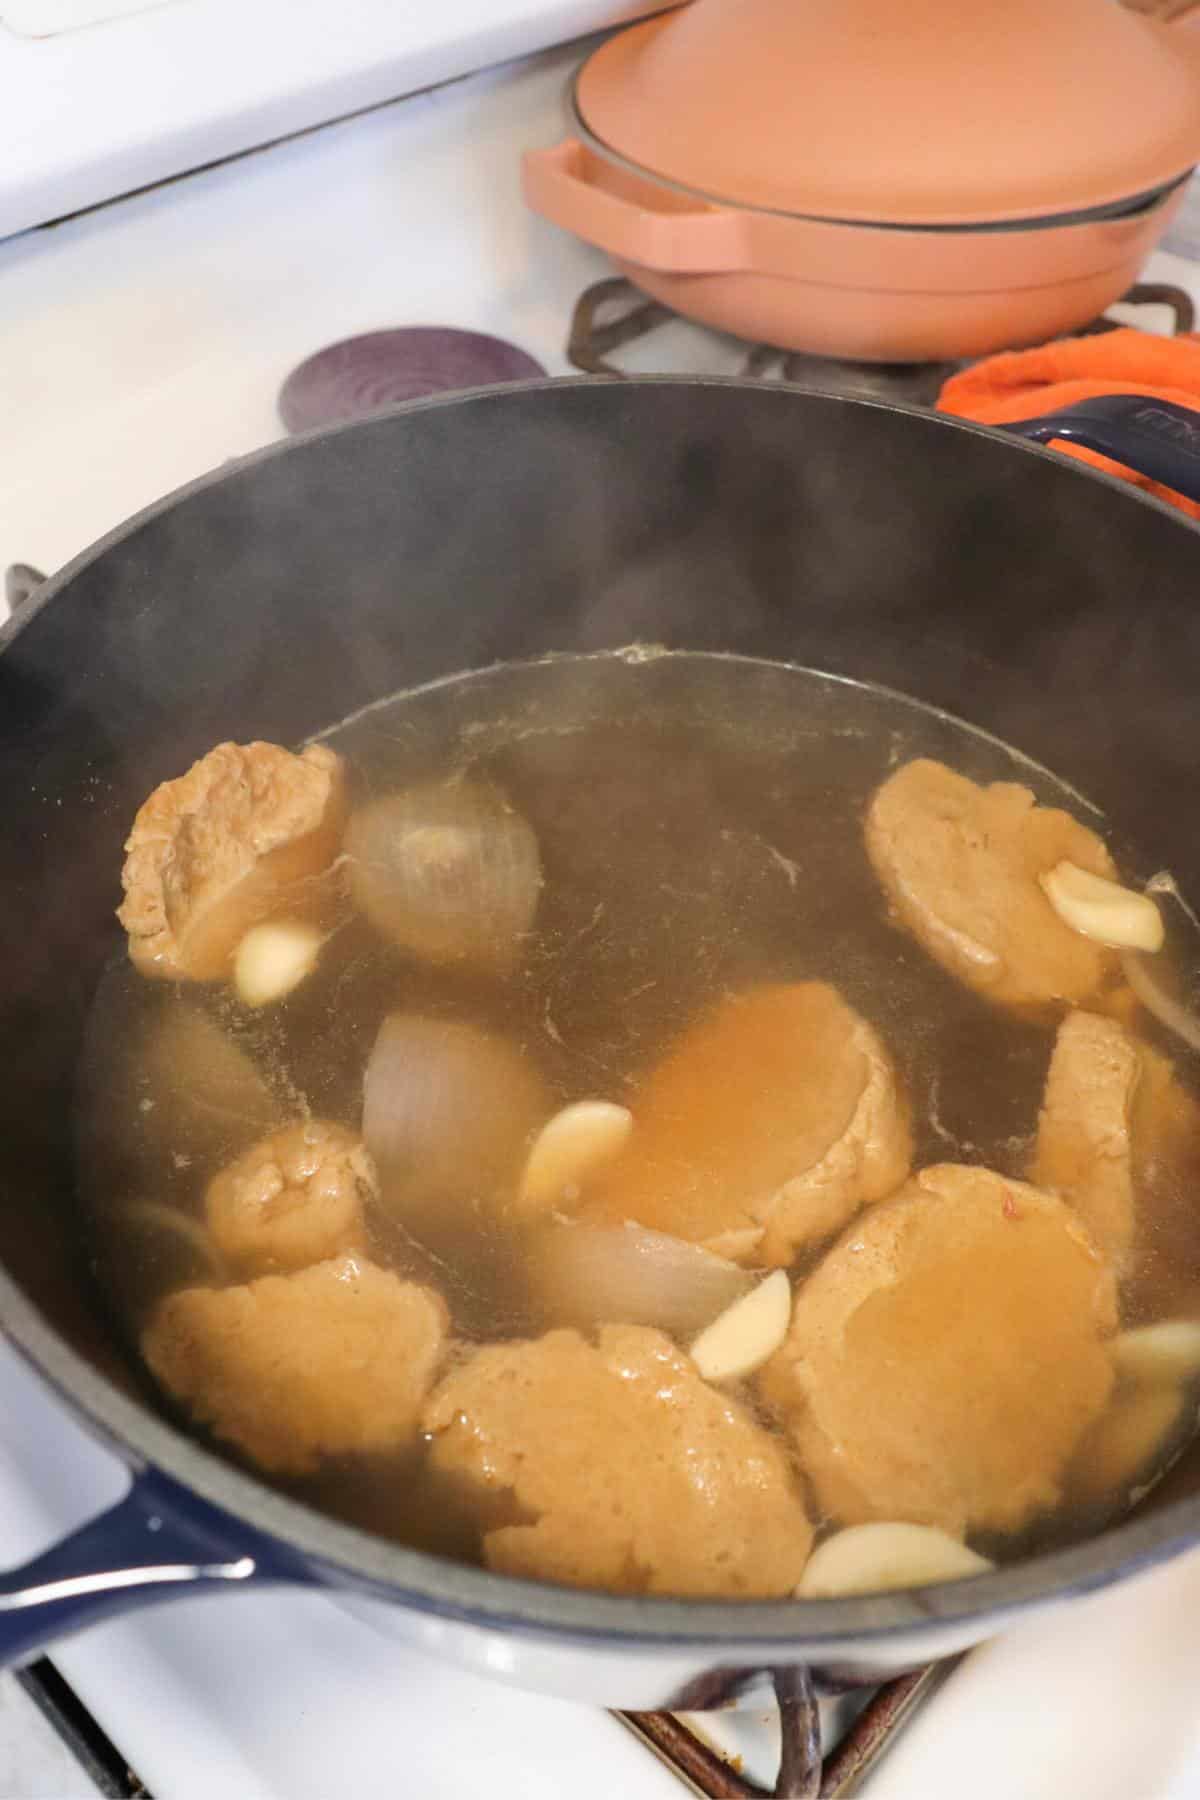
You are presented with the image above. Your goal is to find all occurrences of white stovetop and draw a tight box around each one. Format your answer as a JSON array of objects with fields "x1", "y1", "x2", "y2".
[
  {"x1": 0, "y1": 0, "x2": 672, "y2": 239},
  {"x1": 6, "y1": 1327, "x2": 1200, "y2": 1800},
  {"x1": 5, "y1": 38, "x2": 1200, "y2": 1800}
]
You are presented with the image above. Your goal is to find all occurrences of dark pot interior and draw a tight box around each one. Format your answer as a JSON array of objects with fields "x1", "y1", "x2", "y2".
[{"x1": 4, "y1": 377, "x2": 1200, "y2": 1640}]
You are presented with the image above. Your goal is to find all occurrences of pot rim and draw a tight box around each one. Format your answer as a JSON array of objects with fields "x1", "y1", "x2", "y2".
[
  {"x1": 6, "y1": 375, "x2": 1200, "y2": 1651},
  {"x1": 568, "y1": 75, "x2": 1195, "y2": 237}
]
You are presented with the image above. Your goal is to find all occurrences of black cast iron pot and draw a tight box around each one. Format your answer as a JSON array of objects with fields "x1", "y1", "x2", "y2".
[{"x1": 3, "y1": 379, "x2": 1200, "y2": 1736}]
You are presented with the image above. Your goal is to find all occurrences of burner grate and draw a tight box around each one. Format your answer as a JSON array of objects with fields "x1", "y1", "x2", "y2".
[
  {"x1": 568, "y1": 277, "x2": 1195, "y2": 406},
  {"x1": 617, "y1": 1660, "x2": 955, "y2": 1798}
]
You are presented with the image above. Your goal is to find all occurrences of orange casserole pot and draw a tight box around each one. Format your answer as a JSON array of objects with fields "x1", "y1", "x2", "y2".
[{"x1": 523, "y1": 0, "x2": 1200, "y2": 361}]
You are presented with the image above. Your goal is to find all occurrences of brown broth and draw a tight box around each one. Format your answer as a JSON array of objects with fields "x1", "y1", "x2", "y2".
[{"x1": 76, "y1": 652, "x2": 1200, "y2": 1576}]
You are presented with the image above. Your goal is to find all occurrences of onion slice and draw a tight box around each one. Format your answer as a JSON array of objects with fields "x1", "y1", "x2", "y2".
[
  {"x1": 345, "y1": 779, "x2": 542, "y2": 975},
  {"x1": 527, "y1": 1220, "x2": 754, "y2": 1336},
  {"x1": 98, "y1": 1200, "x2": 227, "y2": 1323},
  {"x1": 119, "y1": 1200, "x2": 224, "y2": 1281},
  {"x1": 362, "y1": 1013, "x2": 549, "y2": 1232},
  {"x1": 1114, "y1": 869, "x2": 1200, "y2": 1054},
  {"x1": 1120, "y1": 950, "x2": 1200, "y2": 1056},
  {"x1": 277, "y1": 329, "x2": 547, "y2": 434}
]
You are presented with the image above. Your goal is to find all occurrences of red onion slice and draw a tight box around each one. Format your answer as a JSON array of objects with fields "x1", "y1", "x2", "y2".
[{"x1": 278, "y1": 329, "x2": 546, "y2": 433}]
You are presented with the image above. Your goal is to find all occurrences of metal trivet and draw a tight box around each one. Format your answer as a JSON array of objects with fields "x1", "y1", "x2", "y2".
[
  {"x1": 568, "y1": 277, "x2": 1196, "y2": 407},
  {"x1": 617, "y1": 1660, "x2": 954, "y2": 1798}
]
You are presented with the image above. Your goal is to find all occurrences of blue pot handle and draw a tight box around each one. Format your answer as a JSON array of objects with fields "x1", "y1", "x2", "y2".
[
  {"x1": 0, "y1": 1466, "x2": 308, "y2": 1668},
  {"x1": 1001, "y1": 394, "x2": 1200, "y2": 506}
]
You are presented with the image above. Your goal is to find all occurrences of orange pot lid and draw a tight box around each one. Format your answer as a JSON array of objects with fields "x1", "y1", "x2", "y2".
[{"x1": 574, "y1": 0, "x2": 1200, "y2": 226}]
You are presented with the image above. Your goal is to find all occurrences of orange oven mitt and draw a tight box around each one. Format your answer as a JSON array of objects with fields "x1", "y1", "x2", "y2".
[{"x1": 937, "y1": 328, "x2": 1200, "y2": 521}]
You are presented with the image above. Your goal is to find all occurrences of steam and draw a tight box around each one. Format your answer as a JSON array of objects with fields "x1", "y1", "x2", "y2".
[{"x1": 11, "y1": 377, "x2": 1200, "y2": 1459}]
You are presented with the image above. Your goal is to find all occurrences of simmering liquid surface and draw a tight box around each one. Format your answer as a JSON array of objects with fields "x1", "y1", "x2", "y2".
[{"x1": 77, "y1": 653, "x2": 1200, "y2": 1576}]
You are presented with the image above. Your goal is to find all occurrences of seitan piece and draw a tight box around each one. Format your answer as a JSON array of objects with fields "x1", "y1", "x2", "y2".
[
  {"x1": 865, "y1": 758, "x2": 1118, "y2": 1012},
  {"x1": 1034, "y1": 1010, "x2": 1141, "y2": 1264},
  {"x1": 204, "y1": 1119, "x2": 375, "y2": 1276},
  {"x1": 579, "y1": 982, "x2": 911, "y2": 1267},
  {"x1": 118, "y1": 740, "x2": 346, "y2": 981},
  {"x1": 422, "y1": 1324, "x2": 814, "y2": 1596},
  {"x1": 758, "y1": 1164, "x2": 1117, "y2": 1536},
  {"x1": 1034, "y1": 1007, "x2": 1200, "y2": 1285},
  {"x1": 142, "y1": 1253, "x2": 446, "y2": 1473}
]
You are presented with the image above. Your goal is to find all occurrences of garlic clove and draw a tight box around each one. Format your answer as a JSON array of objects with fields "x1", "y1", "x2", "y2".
[
  {"x1": 516, "y1": 1101, "x2": 633, "y2": 1220},
  {"x1": 1040, "y1": 861, "x2": 1164, "y2": 953},
  {"x1": 234, "y1": 921, "x2": 323, "y2": 1008},
  {"x1": 690, "y1": 1268, "x2": 791, "y2": 1383},
  {"x1": 1112, "y1": 1320, "x2": 1200, "y2": 1387},
  {"x1": 797, "y1": 1522, "x2": 992, "y2": 1598}
]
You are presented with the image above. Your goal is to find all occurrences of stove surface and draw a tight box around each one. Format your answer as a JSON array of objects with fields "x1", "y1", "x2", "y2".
[{"x1": 4, "y1": 37, "x2": 1200, "y2": 1800}]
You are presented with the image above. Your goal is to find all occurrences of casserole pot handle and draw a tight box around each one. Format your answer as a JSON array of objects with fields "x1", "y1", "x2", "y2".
[
  {"x1": 0, "y1": 1466, "x2": 307, "y2": 1669},
  {"x1": 1001, "y1": 395, "x2": 1200, "y2": 506},
  {"x1": 522, "y1": 141, "x2": 748, "y2": 273}
]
